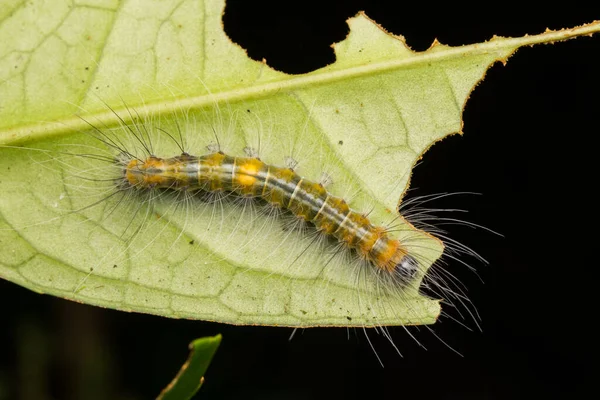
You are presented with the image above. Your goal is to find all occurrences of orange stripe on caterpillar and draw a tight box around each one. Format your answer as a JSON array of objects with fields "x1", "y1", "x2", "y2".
[{"x1": 123, "y1": 152, "x2": 418, "y2": 279}]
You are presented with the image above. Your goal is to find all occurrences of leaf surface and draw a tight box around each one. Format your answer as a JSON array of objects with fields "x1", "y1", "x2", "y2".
[{"x1": 1, "y1": 0, "x2": 598, "y2": 326}]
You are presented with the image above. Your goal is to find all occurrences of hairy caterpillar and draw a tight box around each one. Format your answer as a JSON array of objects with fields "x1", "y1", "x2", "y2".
[{"x1": 118, "y1": 146, "x2": 419, "y2": 284}]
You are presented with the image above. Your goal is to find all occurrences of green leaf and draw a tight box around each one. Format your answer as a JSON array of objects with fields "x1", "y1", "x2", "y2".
[
  {"x1": 0, "y1": 0, "x2": 598, "y2": 326},
  {"x1": 157, "y1": 334, "x2": 221, "y2": 400}
]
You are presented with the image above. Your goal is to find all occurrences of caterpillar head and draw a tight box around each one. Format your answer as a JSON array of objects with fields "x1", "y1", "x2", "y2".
[{"x1": 394, "y1": 254, "x2": 419, "y2": 283}]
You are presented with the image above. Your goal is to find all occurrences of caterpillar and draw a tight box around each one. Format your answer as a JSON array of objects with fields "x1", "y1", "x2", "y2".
[{"x1": 119, "y1": 149, "x2": 419, "y2": 285}]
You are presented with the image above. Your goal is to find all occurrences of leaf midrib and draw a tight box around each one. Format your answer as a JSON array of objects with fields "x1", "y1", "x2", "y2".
[{"x1": 2, "y1": 20, "x2": 598, "y2": 146}]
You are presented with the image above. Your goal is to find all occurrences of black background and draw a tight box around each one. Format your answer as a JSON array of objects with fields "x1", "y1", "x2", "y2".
[{"x1": 1, "y1": 1, "x2": 597, "y2": 399}]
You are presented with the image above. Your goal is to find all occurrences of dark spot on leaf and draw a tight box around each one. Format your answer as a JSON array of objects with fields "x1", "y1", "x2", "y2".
[
  {"x1": 338, "y1": 140, "x2": 343, "y2": 145},
  {"x1": 189, "y1": 239, "x2": 195, "y2": 245},
  {"x1": 346, "y1": 316, "x2": 352, "y2": 321}
]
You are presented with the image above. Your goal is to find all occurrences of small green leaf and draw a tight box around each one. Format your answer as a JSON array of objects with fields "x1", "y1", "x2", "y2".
[
  {"x1": 157, "y1": 334, "x2": 222, "y2": 400},
  {"x1": 0, "y1": 0, "x2": 598, "y2": 326}
]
